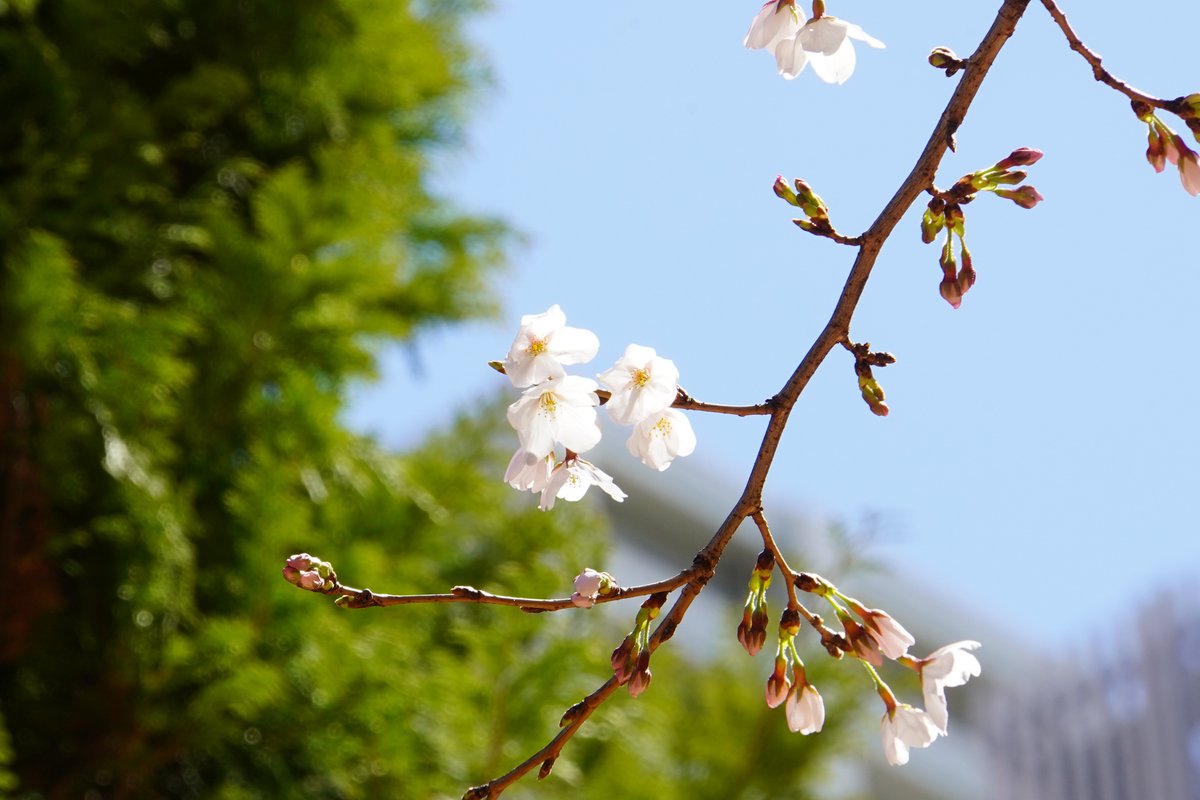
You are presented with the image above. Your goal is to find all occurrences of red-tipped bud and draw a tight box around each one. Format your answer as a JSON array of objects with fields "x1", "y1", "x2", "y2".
[
  {"x1": 995, "y1": 185, "x2": 1044, "y2": 209},
  {"x1": 858, "y1": 375, "x2": 889, "y2": 417},
  {"x1": 611, "y1": 635, "x2": 636, "y2": 683},
  {"x1": 1147, "y1": 125, "x2": 1167, "y2": 173},
  {"x1": 737, "y1": 606, "x2": 757, "y2": 655},
  {"x1": 765, "y1": 657, "x2": 790, "y2": 708},
  {"x1": 995, "y1": 147, "x2": 1043, "y2": 169},
  {"x1": 939, "y1": 276, "x2": 963, "y2": 310},
  {"x1": 628, "y1": 650, "x2": 653, "y2": 698},
  {"x1": 773, "y1": 175, "x2": 800, "y2": 206}
]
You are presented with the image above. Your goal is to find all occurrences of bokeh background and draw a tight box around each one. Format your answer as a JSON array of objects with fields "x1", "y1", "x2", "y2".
[{"x1": 2, "y1": 0, "x2": 1198, "y2": 798}]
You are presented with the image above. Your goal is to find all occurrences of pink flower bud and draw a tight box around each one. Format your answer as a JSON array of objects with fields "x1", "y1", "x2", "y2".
[
  {"x1": 995, "y1": 147, "x2": 1043, "y2": 169},
  {"x1": 627, "y1": 650, "x2": 653, "y2": 698},
  {"x1": 611, "y1": 635, "x2": 636, "y2": 684},
  {"x1": 765, "y1": 657, "x2": 790, "y2": 708},
  {"x1": 1178, "y1": 150, "x2": 1200, "y2": 197},
  {"x1": 773, "y1": 175, "x2": 800, "y2": 206},
  {"x1": 994, "y1": 186, "x2": 1043, "y2": 209}
]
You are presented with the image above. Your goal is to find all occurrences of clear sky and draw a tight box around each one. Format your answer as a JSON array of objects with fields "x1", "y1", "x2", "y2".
[{"x1": 348, "y1": 1, "x2": 1200, "y2": 649}]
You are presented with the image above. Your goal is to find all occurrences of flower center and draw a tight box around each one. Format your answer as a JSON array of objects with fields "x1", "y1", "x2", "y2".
[
  {"x1": 539, "y1": 392, "x2": 557, "y2": 415},
  {"x1": 632, "y1": 367, "x2": 651, "y2": 388},
  {"x1": 652, "y1": 417, "x2": 672, "y2": 437},
  {"x1": 526, "y1": 337, "x2": 547, "y2": 356}
]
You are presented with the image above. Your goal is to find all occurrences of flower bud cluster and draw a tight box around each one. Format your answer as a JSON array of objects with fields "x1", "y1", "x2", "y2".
[
  {"x1": 851, "y1": 342, "x2": 895, "y2": 417},
  {"x1": 775, "y1": 176, "x2": 846, "y2": 241},
  {"x1": 500, "y1": 305, "x2": 697, "y2": 510},
  {"x1": 792, "y1": 573, "x2": 982, "y2": 765},
  {"x1": 282, "y1": 553, "x2": 337, "y2": 593},
  {"x1": 764, "y1": 608, "x2": 826, "y2": 735},
  {"x1": 736, "y1": 549, "x2": 776, "y2": 656},
  {"x1": 1135, "y1": 102, "x2": 1200, "y2": 197},
  {"x1": 611, "y1": 592, "x2": 667, "y2": 697},
  {"x1": 922, "y1": 148, "x2": 1043, "y2": 308}
]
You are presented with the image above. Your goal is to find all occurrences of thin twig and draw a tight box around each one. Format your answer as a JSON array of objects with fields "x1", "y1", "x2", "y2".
[
  {"x1": 329, "y1": 569, "x2": 697, "y2": 611},
  {"x1": 1039, "y1": 0, "x2": 1171, "y2": 109},
  {"x1": 750, "y1": 509, "x2": 799, "y2": 609},
  {"x1": 674, "y1": 388, "x2": 774, "y2": 417}
]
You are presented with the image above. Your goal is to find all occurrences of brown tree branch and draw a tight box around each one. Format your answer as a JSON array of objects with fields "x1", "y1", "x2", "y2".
[
  {"x1": 463, "y1": 4, "x2": 1037, "y2": 795},
  {"x1": 1039, "y1": 0, "x2": 1174, "y2": 109}
]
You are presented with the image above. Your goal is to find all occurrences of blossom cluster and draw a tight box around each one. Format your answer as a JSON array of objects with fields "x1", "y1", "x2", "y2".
[
  {"x1": 785, "y1": 572, "x2": 982, "y2": 764},
  {"x1": 501, "y1": 305, "x2": 696, "y2": 510},
  {"x1": 744, "y1": 0, "x2": 884, "y2": 85}
]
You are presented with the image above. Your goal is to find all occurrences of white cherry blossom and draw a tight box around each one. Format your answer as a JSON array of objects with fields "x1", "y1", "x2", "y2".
[
  {"x1": 626, "y1": 408, "x2": 696, "y2": 471},
  {"x1": 785, "y1": 682, "x2": 825, "y2": 735},
  {"x1": 504, "y1": 449, "x2": 554, "y2": 493},
  {"x1": 859, "y1": 608, "x2": 915, "y2": 660},
  {"x1": 539, "y1": 458, "x2": 627, "y2": 511},
  {"x1": 744, "y1": 0, "x2": 804, "y2": 51},
  {"x1": 507, "y1": 376, "x2": 602, "y2": 459},
  {"x1": 774, "y1": 16, "x2": 884, "y2": 84},
  {"x1": 881, "y1": 704, "x2": 940, "y2": 766},
  {"x1": 918, "y1": 640, "x2": 982, "y2": 733},
  {"x1": 597, "y1": 344, "x2": 680, "y2": 426},
  {"x1": 503, "y1": 304, "x2": 600, "y2": 388}
]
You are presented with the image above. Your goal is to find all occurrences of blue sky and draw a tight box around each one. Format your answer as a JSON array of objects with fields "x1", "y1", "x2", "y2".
[{"x1": 348, "y1": 1, "x2": 1200, "y2": 648}]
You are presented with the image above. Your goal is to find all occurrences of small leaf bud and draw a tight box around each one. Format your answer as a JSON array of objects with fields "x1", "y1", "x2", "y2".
[{"x1": 927, "y1": 46, "x2": 962, "y2": 74}]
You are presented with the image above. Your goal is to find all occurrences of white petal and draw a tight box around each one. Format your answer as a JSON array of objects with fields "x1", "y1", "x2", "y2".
[
  {"x1": 785, "y1": 684, "x2": 825, "y2": 734},
  {"x1": 1180, "y1": 153, "x2": 1200, "y2": 196},
  {"x1": 845, "y1": 22, "x2": 885, "y2": 49},
  {"x1": 799, "y1": 17, "x2": 848, "y2": 56},
  {"x1": 923, "y1": 689, "x2": 950, "y2": 734},
  {"x1": 881, "y1": 715, "x2": 909, "y2": 766},
  {"x1": 809, "y1": 37, "x2": 856, "y2": 85},
  {"x1": 744, "y1": 1, "x2": 803, "y2": 50},
  {"x1": 547, "y1": 325, "x2": 600, "y2": 366},
  {"x1": 773, "y1": 36, "x2": 808, "y2": 79}
]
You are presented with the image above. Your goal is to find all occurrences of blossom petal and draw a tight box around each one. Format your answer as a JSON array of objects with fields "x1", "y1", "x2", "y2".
[
  {"x1": 744, "y1": 1, "x2": 804, "y2": 50},
  {"x1": 773, "y1": 36, "x2": 808, "y2": 79},
  {"x1": 845, "y1": 22, "x2": 885, "y2": 49},
  {"x1": 810, "y1": 37, "x2": 856, "y2": 85},
  {"x1": 785, "y1": 684, "x2": 825, "y2": 734},
  {"x1": 799, "y1": 17, "x2": 849, "y2": 56}
]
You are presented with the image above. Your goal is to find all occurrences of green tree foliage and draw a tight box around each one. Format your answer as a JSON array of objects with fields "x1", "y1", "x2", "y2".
[{"x1": 0, "y1": 1, "x2": 862, "y2": 797}]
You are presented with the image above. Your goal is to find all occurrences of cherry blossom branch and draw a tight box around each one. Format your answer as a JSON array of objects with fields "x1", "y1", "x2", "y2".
[
  {"x1": 673, "y1": 388, "x2": 774, "y2": 416},
  {"x1": 460, "y1": 2, "x2": 1036, "y2": 794},
  {"x1": 488, "y1": 360, "x2": 772, "y2": 417},
  {"x1": 324, "y1": 571, "x2": 698, "y2": 612},
  {"x1": 1039, "y1": 0, "x2": 1173, "y2": 109}
]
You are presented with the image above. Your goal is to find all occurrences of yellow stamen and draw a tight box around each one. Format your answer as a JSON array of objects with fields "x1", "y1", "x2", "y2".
[
  {"x1": 632, "y1": 368, "x2": 650, "y2": 388},
  {"x1": 527, "y1": 337, "x2": 547, "y2": 356}
]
